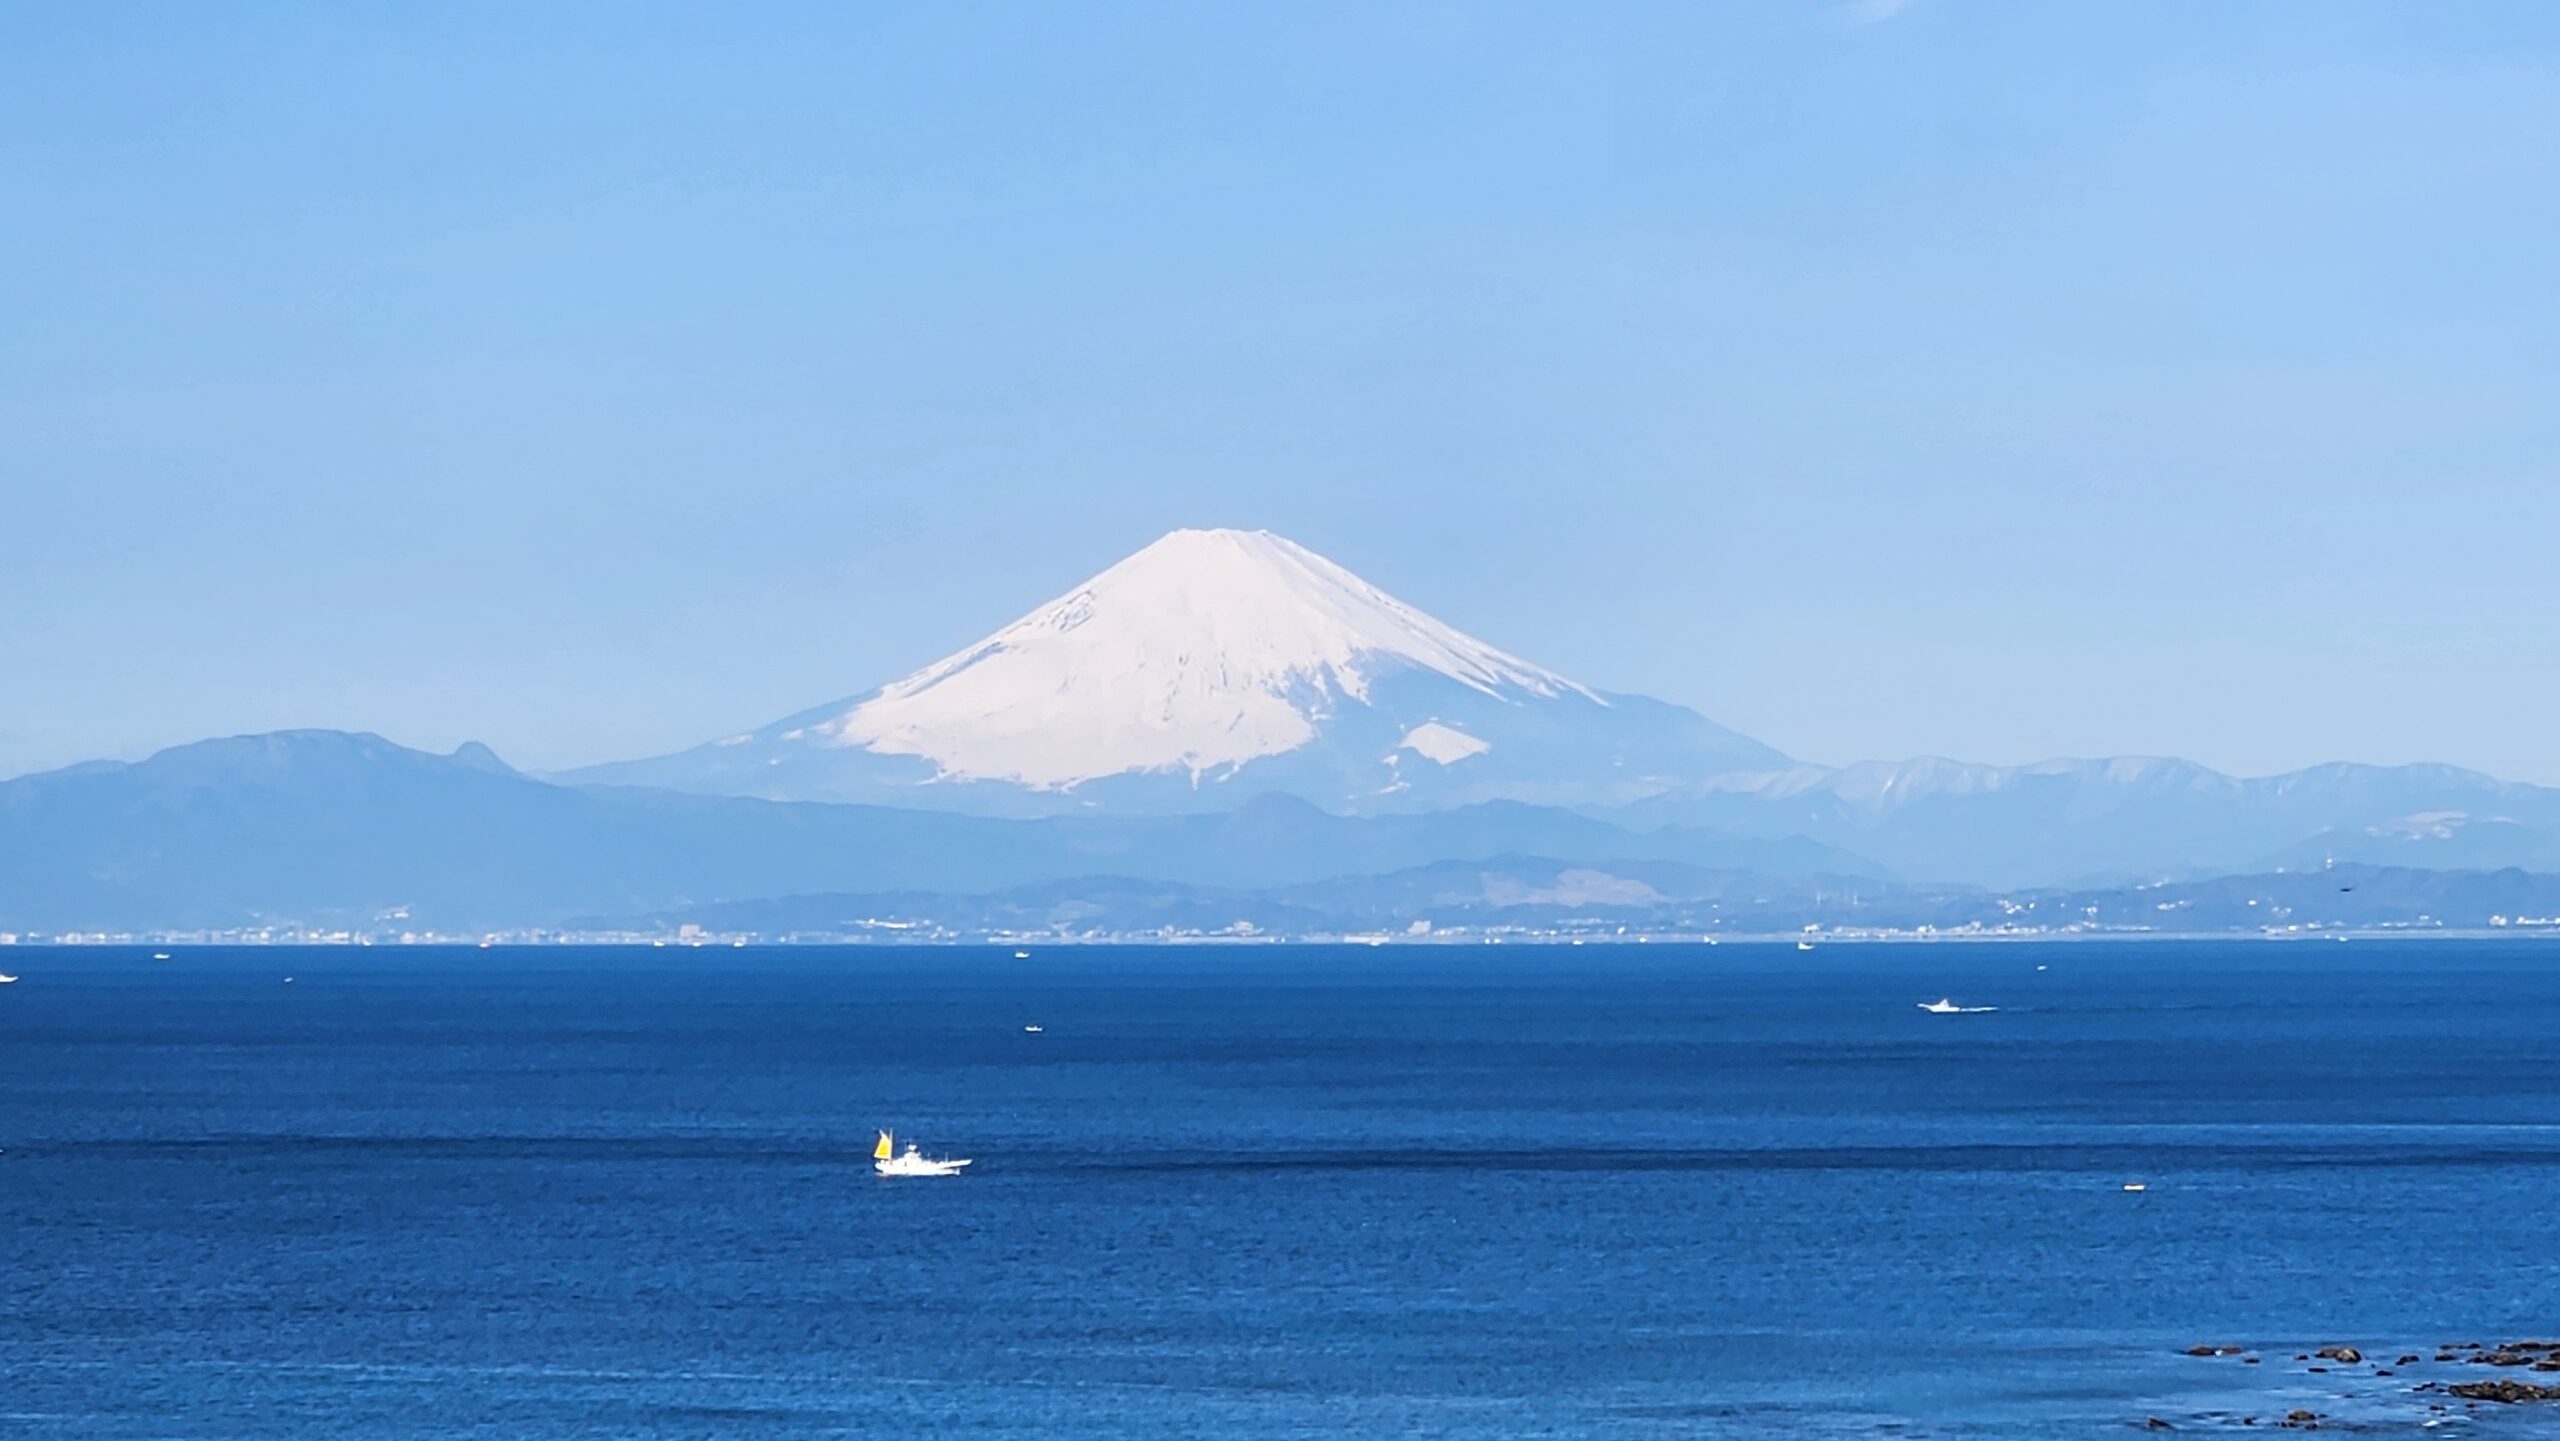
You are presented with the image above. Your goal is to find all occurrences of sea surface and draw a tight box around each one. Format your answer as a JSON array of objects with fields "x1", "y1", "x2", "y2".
[{"x1": 5, "y1": 940, "x2": 2558, "y2": 1438}]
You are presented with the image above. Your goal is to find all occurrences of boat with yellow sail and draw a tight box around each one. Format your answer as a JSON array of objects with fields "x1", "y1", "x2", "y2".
[{"x1": 873, "y1": 1129, "x2": 971, "y2": 1178}]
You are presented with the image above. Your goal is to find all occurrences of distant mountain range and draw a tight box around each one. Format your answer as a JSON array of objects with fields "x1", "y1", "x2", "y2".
[
  {"x1": 565, "y1": 527, "x2": 2560, "y2": 886},
  {"x1": 0, "y1": 730, "x2": 1870, "y2": 932},
  {"x1": 1612, "y1": 755, "x2": 2560, "y2": 886},
  {"x1": 11, "y1": 527, "x2": 2560, "y2": 934},
  {"x1": 7, "y1": 728, "x2": 2558, "y2": 939}
]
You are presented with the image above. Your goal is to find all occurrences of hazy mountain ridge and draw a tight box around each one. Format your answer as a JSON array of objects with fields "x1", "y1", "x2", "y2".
[
  {"x1": 1622, "y1": 754, "x2": 2560, "y2": 886},
  {"x1": 12, "y1": 729, "x2": 2559, "y2": 934},
  {"x1": 0, "y1": 730, "x2": 1865, "y2": 931}
]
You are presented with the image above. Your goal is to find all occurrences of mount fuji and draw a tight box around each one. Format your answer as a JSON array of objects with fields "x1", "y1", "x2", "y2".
[
  {"x1": 17, "y1": 527, "x2": 2560, "y2": 930},
  {"x1": 568, "y1": 528, "x2": 1788, "y2": 814}
]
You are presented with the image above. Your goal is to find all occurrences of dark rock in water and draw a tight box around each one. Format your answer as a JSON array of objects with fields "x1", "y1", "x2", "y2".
[
  {"x1": 2144, "y1": 1416, "x2": 2176, "y2": 1430},
  {"x1": 2186, "y1": 1345, "x2": 2219, "y2": 1357},
  {"x1": 2398, "y1": 1354, "x2": 2422, "y2": 1366},
  {"x1": 2447, "y1": 1379, "x2": 2560, "y2": 1403},
  {"x1": 2244, "y1": 1355, "x2": 2262, "y2": 1365},
  {"x1": 2294, "y1": 1354, "x2": 2311, "y2": 1361},
  {"x1": 2485, "y1": 1349, "x2": 2536, "y2": 1367},
  {"x1": 2307, "y1": 1365, "x2": 2328, "y2": 1373},
  {"x1": 2315, "y1": 1346, "x2": 2362, "y2": 1364},
  {"x1": 2376, "y1": 1369, "x2": 2394, "y2": 1377},
  {"x1": 2278, "y1": 1409, "x2": 2321, "y2": 1429}
]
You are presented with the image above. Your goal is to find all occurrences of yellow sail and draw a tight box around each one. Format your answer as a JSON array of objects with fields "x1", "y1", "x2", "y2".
[{"x1": 874, "y1": 1130, "x2": 893, "y2": 1160}]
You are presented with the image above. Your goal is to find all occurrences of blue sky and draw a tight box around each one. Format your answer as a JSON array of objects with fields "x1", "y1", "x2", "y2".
[{"x1": 6, "y1": 2, "x2": 2558, "y2": 782}]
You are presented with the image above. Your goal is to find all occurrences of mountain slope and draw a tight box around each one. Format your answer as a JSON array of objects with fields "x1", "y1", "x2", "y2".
[
  {"x1": 0, "y1": 731, "x2": 1063, "y2": 929},
  {"x1": 0, "y1": 731, "x2": 1860, "y2": 932},
  {"x1": 1617, "y1": 756, "x2": 2560, "y2": 887},
  {"x1": 566, "y1": 528, "x2": 1789, "y2": 813}
]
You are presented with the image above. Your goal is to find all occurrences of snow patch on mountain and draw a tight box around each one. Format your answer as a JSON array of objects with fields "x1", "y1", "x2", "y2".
[
  {"x1": 1398, "y1": 721, "x2": 1492, "y2": 766},
  {"x1": 801, "y1": 528, "x2": 1592, "y2": 789}
]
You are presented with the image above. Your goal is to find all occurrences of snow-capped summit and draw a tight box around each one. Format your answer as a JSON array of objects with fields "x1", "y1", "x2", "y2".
[
  {"x1": 569, "y1": 528, "x2": 1788, "y2": 813},
  {"x1": 815, "y1": 527, "x2": 1595, "y2": 788}
]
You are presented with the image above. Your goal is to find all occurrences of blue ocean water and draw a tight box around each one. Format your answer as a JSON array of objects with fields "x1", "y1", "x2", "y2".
[{"x1": 5, "y1": 941, "x2": 2558, "y2": 1438}]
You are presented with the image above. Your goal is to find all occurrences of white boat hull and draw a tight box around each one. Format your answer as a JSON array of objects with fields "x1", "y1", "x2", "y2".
[{"x1": 876, "y1": 1154, "x2": 971, "y2": 1178}]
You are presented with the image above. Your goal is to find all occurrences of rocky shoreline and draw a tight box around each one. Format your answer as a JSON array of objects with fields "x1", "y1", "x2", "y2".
[{"x1": 2165, "y1": 1337, "x2": 2560, "y2": 1430}]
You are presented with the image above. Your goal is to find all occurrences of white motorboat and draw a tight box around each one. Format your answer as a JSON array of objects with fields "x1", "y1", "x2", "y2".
[
  {"x1": 0, "y1": 973, "x2": 17, "y2": 984},
  {"x1": 1918, "y1": 997, "x2": 1997, "y2": 1014},
  {"x1": 873, "y1": 1130, "x2": 971, "y2": 1178},
  {"x1": 1022, "y1": 1024, "x2": 1044, "y2": 1034}
]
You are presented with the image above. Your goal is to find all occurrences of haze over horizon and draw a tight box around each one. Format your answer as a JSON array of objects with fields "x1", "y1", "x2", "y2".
[{"x1": 8, "y1": 3, "x2": 2558, "y2": 784}]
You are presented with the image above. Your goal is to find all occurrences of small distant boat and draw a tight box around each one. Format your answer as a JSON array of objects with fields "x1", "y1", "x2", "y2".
[
  {"x1": 152, "y1": 952, "x2": 171, "y2": 961},
  {"x1": 1022, "y1": 1024, "x2": 1044, "y2": 1034},
  {"x1": 873, "y1": 1130, "x2": 971, "y2": 1178},
  {"x1": 1919, "y1": 997, "x2": 1998, "y2": 1014},
  {"x1": 0, "y1": 973, "x2": 17, "y2": 985},
  {"x1": 2123, "y1": 1182, "x2": 2148, "y2": 1193},
  {"x1": 1796, "y1": 940, "x2": 1816, "y2": 952},
  {"x1": 1014, "y1": 950, "x2": 1031, "y2": 959}
]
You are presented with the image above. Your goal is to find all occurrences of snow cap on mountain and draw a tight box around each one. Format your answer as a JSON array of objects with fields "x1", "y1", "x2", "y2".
[{"x1": 800, "y1": 528, "x2": 1597, "y2": 788}]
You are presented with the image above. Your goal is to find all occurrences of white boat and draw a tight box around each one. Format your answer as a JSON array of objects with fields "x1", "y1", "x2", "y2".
[
  {"x1": 873, "y1": 1130, "x2": 971, "y2": 1178},
  {"x1": 0, "y1": 973, "x2": 17, "y2": 984},
  {"x1": 1918, "y1": 997, "x2": 1998, "y2": 1014},
  {"x1": 152, "y1": 952, "x2": 171, "y2": 961},
  {"x1": 2122, "y1": 1182, "x2": 2148, "y2": 1193},
  {"x1": 1022, "y1": 1024, "x2": 1043, "y2": 1034},
  {"x1": 1796, "y1": 940, "x2": 1816, "y2": 951},
  {"x1": 1014, "y1": 950, "x2": 1031, "y2": 959}
]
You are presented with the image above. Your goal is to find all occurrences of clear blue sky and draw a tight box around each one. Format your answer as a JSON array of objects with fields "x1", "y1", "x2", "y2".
[{"x1": 6, "y1": 2, "x2": 2557, "y2": 783}]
